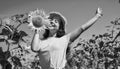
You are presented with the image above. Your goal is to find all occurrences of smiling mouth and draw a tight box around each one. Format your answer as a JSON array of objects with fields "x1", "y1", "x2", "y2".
[
  {"x1": 46, "y1": 25, "x2": 56, "y2": 30},
  {"x1": 51, "y1": 24, "x2": 56, "y2": 27},
  {"x1": 48, "y1": 22, "x2": 56, "y2": 27}
]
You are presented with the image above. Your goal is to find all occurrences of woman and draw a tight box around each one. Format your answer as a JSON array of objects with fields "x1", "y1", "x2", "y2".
[{"x1": 31, "y1": 8, "x2": 103, "y2": 69}]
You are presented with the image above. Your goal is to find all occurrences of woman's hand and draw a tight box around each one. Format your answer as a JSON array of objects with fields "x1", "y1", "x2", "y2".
[
  {"x1": 96, "y1": 7, "x2": 103, "y2": 17},
  {"x1": 34, "y1": 27, "x2": 45, "y2": 34}
]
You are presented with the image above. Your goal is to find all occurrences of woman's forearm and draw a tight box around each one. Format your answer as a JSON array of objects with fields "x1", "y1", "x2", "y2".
[
  {"x1": 81, "y1": 14, "x2": 101, "y2": 30},
  {"x1": 31, "y1": 31, "x2": 41, "y2": 52}
]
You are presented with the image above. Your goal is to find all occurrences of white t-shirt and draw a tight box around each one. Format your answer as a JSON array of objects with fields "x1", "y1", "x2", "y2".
[{"x1": 38, "y1": 35, "x2": 70, "y2": 69}]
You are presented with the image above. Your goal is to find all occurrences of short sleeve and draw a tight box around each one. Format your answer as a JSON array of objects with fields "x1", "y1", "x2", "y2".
[{"x1": 59, "y1": 34, "x2": 71, "y2": 48}]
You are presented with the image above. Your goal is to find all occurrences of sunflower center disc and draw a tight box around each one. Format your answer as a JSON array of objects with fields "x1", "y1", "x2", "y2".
[{"x1": 32, "y1": 17, "x2": 43, "y2": 28}]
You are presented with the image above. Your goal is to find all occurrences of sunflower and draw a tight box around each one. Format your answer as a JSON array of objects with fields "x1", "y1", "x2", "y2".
[{"x1": 28, "y1": 9, "x2": 49, "y2": 31}]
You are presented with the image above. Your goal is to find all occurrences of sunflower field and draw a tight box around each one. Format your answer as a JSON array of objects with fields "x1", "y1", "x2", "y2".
[{"x1": 0, "y1": 12, "x2": 120, "y2": 69}]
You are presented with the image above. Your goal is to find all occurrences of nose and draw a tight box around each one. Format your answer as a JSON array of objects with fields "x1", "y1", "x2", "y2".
[{"x1": 51, "y1": 22, "x2": 56, "y2": 27}]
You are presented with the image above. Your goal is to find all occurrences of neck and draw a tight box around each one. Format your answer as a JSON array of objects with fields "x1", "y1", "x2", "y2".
[{"x1": 49, "y1": 33, "x2": 56, "y2": 37}]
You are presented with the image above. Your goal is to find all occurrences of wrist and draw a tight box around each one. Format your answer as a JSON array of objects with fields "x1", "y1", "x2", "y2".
[
  {"x1": 96, "y1": 13, "x2": 103, "y2": 18},
  {"x1": 35, "y1": 29, "x2": 39, "y2": 34}
]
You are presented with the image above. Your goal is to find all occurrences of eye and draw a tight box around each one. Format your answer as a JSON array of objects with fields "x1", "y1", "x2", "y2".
[{"x1": 54, "y1": 19, "x2": 58, "y2": 23}]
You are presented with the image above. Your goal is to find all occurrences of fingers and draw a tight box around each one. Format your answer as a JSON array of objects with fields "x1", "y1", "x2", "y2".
[
  {"x1": 97, "y1": 7, "x2": 102, "y2": 14},
  {"x1": 96, "y1": 7, "x2": 103, "y2": 17},
  {"x1": 34, "y1": 27, "x2": 46, "y2": 34}
]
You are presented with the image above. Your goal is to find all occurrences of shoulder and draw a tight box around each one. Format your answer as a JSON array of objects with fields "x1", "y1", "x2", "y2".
[{"x1": 60, "y1": 34, "x2": 70, "y2": 42}]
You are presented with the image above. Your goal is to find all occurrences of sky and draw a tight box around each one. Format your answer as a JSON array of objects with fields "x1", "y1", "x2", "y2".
[{"x1": 0, "y1": 0, "x2": 120, "y2": 51}]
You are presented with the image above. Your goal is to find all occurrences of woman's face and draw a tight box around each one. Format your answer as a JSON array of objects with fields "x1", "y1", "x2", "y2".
[
  {"x1": 48, "y1": 19, "x2": 59, "y2": 35},
  {"x1": 50, "y1": 19, "x2": 59, "y2": 29}
]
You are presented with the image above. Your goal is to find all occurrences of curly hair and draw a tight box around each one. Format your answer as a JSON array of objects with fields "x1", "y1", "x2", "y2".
[{"x1": 43, "y1": 12, "x2": 67, "y2": 38}]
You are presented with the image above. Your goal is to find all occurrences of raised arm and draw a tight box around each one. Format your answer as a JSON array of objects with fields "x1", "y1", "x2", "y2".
[
  {"x1": 68, "y1": 8, "x2": 103, "y2": 42},
  {"x1": 31, "y1": 30, "x2": 41, "y2": 52}
]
